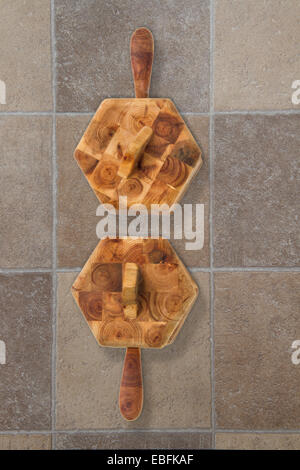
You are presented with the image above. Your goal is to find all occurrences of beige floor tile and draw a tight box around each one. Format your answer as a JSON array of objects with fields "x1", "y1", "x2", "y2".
[
  {"x1": 214, "y1": 115, "x2": 300, "y2": 267},
  {"x1": 0, "y1": 274, "x2": 52, "y2": 430},
  {"x1": 215, "y1": 272, "x2": 300, "y2": 430},
  {"x1": 0, "y1": 434, "x2": 51, "y2": 450},
  {"x1": 56, "y1": 431, "x2": 212, "y2": 449},
  {"x1": 172, "y1": 115, "x2": 210, "y2": 267},
  {"x1": 0, "y1": 116, "x2": 52, "y2": 268},
  {"x1": 56, "y1": 115, "x2": 99, "y2": 268},
  {"x1": 214, "y1": 0, "x2": 300, "y2": 110},
  {"x1": 0, "y1": 0, "x2": 52, "y2": 111},
  {"x1": 56, "y1": 272, "x2": 211, "y2": 429},
  {"x1": 55, "y1": 0, "x2": 210, "y2": 112},
  {"x1": 216, "y1": 433, "x2": 300, "y2": 450}
]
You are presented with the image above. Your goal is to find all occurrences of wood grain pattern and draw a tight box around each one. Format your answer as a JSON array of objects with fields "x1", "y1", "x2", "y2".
[
  {"x1": 72, "y1": 238, "x2": 198, "y2": 349},
  {"x1": 74, "y1": 98, "x2": 202, "y2": 209},
  {"x1": 122, "y1": 262, "x2": 140, "y2": 320},
  {"x1": 119, "y1": 347, "x2": 143, "y2": 421},
  {"x1": 72, "y1": 27, "x2": 202, "y2": 421},
  {"x1": 130, "y1": 27, "x2": 153, "y2": 98}
]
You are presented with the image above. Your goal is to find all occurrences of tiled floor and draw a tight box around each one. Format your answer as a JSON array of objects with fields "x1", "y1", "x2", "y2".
[{"x1": 0, "y1": 0, "x2": 299, "y2": 450}]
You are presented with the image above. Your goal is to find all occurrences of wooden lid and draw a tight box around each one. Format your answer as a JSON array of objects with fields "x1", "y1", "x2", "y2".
[
  {"x1": 72, "y1": 238, "x2": 198, "y2": 349},
  {"x1": 74, "y1": 98, "x2": 202, "y2": 209}
]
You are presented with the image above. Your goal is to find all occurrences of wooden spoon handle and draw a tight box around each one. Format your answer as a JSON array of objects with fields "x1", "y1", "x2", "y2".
[
  {"x1": 130, "y1": 27, "x2": 154, "y2": 98},
  {"x1": 119, "y1": 347, "x2": 143, "y2": 421}
]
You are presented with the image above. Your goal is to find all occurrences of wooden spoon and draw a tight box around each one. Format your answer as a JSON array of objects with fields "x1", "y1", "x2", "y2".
[{"x1": 118, "y1": 27, "x2": 154, "y2": 421}]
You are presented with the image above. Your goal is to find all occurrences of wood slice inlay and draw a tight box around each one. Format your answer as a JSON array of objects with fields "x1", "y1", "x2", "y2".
[
  {"x1": 74, "y1": 149, "x2": 98, "y2": 174},
  {"x1": 153, "y1": 112, "x2": 184, "y2": 143},
  {"x1": 157, "y1": 155, "x2": 190, "y2": 188},
  {"x1": 150, "y1": 291, "x2": 183, "y2": 321},
  {"x1": 118, "y1": 177, "x2": 144, "y2": 200},
  {"x1": 91, "y1": 263, "x2": 122, "y2": 291},
  {"x1": 92, "y1": 159, "x2": 120, "y2": 190},
  {"x1": 169, "y1": 140, "x2": 200, "y2": 167},
  {"x1": 78, "y1": 291, "x2": 102, "y2": 321},
  {"x1": 99, "y1": 319, "x2": 141, "y2": 346},
  {"x1": 103, "y1": 292, "x2": 123, "y2": 319},
  {"x1": 144, "y1": 324, "x2": 165, "y2": 348}
]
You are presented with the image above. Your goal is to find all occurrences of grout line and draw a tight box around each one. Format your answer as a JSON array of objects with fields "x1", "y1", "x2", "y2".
[
  {"x1": 214, "y1": 109, "x2": 300, "y2": 116},
  {"x1": 50, "y1": 0, "x2": 57, "y2": 451},
  {"x1": 56, "y1": 267, "x2": 82, "y2": 273},
  {"x1": 189, "y1": 267, "x2": 211, "y2": 273},
  {"x1": 56, "y1": 112, "x2": 94, "y2": 116},
  {"x1": 215, "y1": 429, "x2": 300, "y2": 434},
  {"x1": 0, "y1": 111, "x2": 53, "y2": 115},
  {"x1": 1, "y1": 109, "x2": 300, "y2": 117},
  {"x1": 196, "y1": 267, "x2": 300, "y2": 272},
  {"x1": 182, "y1": 112, "x2": 209, "y2": 116},
  {"x1": 0, "y1": 431, "x2": 53, "y2": 435},
  {"x1": 1, "y1": 266, "x2": 299, "y2": 274},
  {"x1": 1, "y1": 428, "x2": 300, "y2": 435},
  {"x1": 53, "y1": 428, "x2": 213, "y2": 434},
  {"x1": 209, "y1": 0, "x2": 216, "y2": 450},
  {"x1": 0, "y1": 268, "x2": 52, "y2": 273}
]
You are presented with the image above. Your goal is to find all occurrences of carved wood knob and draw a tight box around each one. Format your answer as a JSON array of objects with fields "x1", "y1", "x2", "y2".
[
  {"x1": 118, "y1": 126, "x2": 153, "y2": 178},
  {"x1": 122, "y1": 262, "x2": 140, "y2": 320}
]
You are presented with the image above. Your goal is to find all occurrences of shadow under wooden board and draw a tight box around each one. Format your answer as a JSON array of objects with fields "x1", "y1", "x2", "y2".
[{"x1": 71, "y1": 28, "x2": 202, "y2": 421}]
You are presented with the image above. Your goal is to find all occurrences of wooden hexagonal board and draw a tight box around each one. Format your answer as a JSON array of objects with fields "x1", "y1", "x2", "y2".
[
  {"x1": 74, "y1": 98, "x2": 202, "y2": 209},
  {"x1": 71, "y1": 238, "x2": 198, "y2": 349}
]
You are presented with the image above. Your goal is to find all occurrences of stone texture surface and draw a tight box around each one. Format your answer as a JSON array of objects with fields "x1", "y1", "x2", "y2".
[
  {"x1": 214, "y1": 115, "x2": 300, "y2": 267},
  {"x1": 55, "y1": 0, "x2": 210, "y2": 112},
  {"x1": 216, "y1": 433, "x2": 300, "y2": 450},
  {"x1": 0, "y1": 116, "x2": 52, "y2": 268},
  {"x1": 172, "y1": 115, "x2": 210, "y2": 267},
  {"x1": 57, "y1": 114, "x2": 209, "y2": 268},
  {"x1": 56, "y1": 431, "x2": 212, "y2": 450},
  {"x1": 0, "y1": 274, "x2": 52, "y2": 430},
  {"x1": 56, "y1": 272, "x2": 211, "y2": 429},
  {"x1": 0, "y1": 0, "x2": 52, "y2": 111},
  {"x1": 214, "y1": 0, "x2": 300, "y2": 110},
  {"x1": 0, "y1": 434, "x2": 51, "y2": 450},
  {"x1": 215, "y1": 272, "x2": 300, "y2": 430},
  {"x1": 56, "y1": 115, "x2": 99, "y2": 268}
]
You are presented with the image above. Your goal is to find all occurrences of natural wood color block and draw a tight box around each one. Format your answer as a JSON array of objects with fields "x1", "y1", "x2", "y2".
[
  {"x1": 72, "y1": 238, "x2": 198, "y2": 349},
  {"x1": 122, "y1": 262, "x2": 140, "y2": 320}
]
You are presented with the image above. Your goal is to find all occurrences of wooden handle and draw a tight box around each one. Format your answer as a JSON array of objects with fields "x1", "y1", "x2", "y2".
[
  {"x1": 119, "y1": 347, "x2": 143, "y2": 421},
  {"x1": 130, "y1": 27, "x2": 154, "y2": 98}
]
